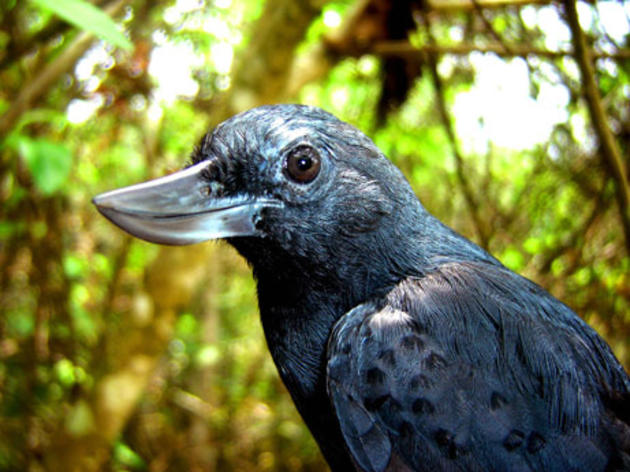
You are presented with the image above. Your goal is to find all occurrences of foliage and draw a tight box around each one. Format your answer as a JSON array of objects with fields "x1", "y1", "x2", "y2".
[
  {"x1": 29, "y1": 0, "x2": 132, "y2": 50},
  {"x1": 0, "y1": 0, "x2": 629, "y2": 470}
]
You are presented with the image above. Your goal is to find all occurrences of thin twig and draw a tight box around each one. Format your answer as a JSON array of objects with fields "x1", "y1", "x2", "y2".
[
  {"x1": 420, "y1": 16, "x2": 491, "y2": 248},
  {"x1": 540, "y1": 187, "x2": 607, "y2": 273},
  {"x1": 371, "y1": 41, "x2": 630, "y2": 61},
  {"x1": 428, "y1": 0, "x2": 552, "y2": 11},
  {"x1": 564, "y1": 0, "x2": 630, "y2": 254},
  {"x1": 471, "y1": 0, "x2": 514, "y2": 55}
]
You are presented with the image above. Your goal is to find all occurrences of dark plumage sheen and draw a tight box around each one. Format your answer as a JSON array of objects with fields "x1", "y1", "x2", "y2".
[{"x1": 94, "y1": 105, "x2": 630, "y2": 471}]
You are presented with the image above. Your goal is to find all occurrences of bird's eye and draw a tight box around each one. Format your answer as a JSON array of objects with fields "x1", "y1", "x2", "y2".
[{"x1": 284, "y1": 146, "x2": 321, "y2": 184}]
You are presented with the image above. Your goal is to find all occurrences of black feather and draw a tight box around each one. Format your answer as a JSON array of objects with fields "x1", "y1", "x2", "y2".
[{"x1": 186, "y1": 104, "x2": 629, "y2": 471}]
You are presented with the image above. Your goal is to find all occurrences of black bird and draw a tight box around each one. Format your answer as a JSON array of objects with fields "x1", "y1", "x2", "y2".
[{"x1": 93, "y1": 104, "x2": 630, "y2": 471}]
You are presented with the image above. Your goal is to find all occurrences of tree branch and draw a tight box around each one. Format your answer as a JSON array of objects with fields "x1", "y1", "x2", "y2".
[
  {"x1": 427, "y1": 0, "x2": 552, "y2": 11},
  {"x1": 564, "y1": 0, "x2": 630, "y2": 254},
  {"x1": 539, "y1": 187, "x2": 606, "y2": 274},
  {"x1": 420, "y1": 17, "x2": 491, "y2": 248},
  {"x1": 370, "y1": 40, "x2": 630, "y2": 61},
  {"x1": 471, "y1": 0, "x2": 515, "y2": 55},
  {"x1": 0, "y1": 0, "x2": 128, "y2": 136}
]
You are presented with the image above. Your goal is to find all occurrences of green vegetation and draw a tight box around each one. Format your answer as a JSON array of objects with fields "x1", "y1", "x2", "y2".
[{"x1": 0, "y1": 0, "x2": 628, "y2": 469}]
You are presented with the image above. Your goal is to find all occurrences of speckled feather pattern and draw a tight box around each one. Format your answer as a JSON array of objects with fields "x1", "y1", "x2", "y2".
[{"x1": 328, "y1": 262, "x2": 629, "y2": 471}]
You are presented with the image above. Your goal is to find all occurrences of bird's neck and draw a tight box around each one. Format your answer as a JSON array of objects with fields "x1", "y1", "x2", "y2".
[
  {"x1": 232, "y1": 219, "x2": 425, "y2": 395},
  {"x1": 253, "y1": 248, "x2": 359, "y2": 395},
  {"x1": 229, "y1": 209, "x2": 498, "y2": 467},
  {"x1": 232, "y1": 208, "x2": 498, "y2": 395},
  {"x1": 239, "y1": 250, "x2": 359, "y2": 468}
]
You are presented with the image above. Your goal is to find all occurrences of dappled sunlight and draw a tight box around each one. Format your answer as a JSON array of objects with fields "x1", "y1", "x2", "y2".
[
  {"x1": 453, "y1": 55, "x2": 570, "y2": 153},
  {"x1": 1, "y1": 0, "x2": 629, "y2": 470}
]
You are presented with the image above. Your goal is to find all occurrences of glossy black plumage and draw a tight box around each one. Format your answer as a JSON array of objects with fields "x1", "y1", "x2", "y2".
[
  {"x1": 328, "y1": 263, "x2": 629, "y2": 471},
  {"x1": 94, "y1": 104, "x2": 630, "y2": 471}
]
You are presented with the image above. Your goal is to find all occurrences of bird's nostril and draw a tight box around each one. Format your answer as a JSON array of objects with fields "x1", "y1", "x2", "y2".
[{"x1": 253, "y1": 215, "x2": 264, "y2": 231}]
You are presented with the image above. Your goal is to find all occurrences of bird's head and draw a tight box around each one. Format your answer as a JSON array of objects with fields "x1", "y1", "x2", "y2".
[{"x1": 93, "y1": 105, "x2": 428, "y2": 289}]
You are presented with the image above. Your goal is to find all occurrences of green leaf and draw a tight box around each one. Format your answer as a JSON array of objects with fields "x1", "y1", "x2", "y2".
[
  {"x1": 63, "y1": 254, "x2": 87, "y2": 279},
  {"x1": 501, "y1": 247, "x2": 525, "y2": 271},
  {"x1": 113, "y1": 441, "x2": 146, "y2": 469},
  {"x1": 55, "y1": 358, "x2": 76, "y2": 386},
  {"x1": 523, "y1": 237, "x2": 543, "y2": 255},
  {"x1": 29, "y1": 0, "x2": 132, "y2": 50},
  {"x1": 17, "y1": 137, "x2": 73, "y2": 195}
]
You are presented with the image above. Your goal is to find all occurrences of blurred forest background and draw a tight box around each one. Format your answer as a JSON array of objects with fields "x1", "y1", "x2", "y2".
[{"x1": 0, "y1": 0, "x2": 629, "y2": 470}]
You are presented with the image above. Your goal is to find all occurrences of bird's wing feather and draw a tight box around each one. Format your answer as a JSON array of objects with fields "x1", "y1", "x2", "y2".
[{"x1": 326, "y1": 261, "x2": 629, "y2": 472}]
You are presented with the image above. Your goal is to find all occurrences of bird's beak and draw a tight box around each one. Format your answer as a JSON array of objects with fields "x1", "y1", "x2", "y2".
[{"x1": 92, "y1": 160, "x2": 282, "y2": 245}]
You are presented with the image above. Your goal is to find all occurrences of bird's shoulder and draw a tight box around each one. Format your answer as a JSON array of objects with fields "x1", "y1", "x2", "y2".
[{"x1": 326, "y1": 260, "x2": 630, "y2": 472}]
